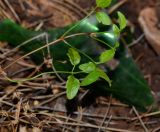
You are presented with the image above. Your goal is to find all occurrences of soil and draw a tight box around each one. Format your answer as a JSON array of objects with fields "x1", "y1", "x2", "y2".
[{"x1": 0, "y1": 0, "x2": 160, "y2": 132}]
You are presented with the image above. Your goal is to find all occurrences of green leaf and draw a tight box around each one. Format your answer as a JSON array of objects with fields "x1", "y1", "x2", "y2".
[
  {"x1": 96, "y1": 68, "x2": 112, "y2": 86},
  {"x1": 107, "y1": 57, "x2": 154, "y2": 109},
  {"x1": 99, "y1": 49, "x2": 115, "y2": 63},
  {"x1": 115, "y1": 42, "x2": 120, "y2": 48},
  {"x1": 96, "y1": 12, "x2": 111, "y2": 25},
  {"x1": 81, "y1": 70, "x2": 99, "y2": 86},
  {"x1": 66, "y1": 75, "x2": 80, "y2": 100},
  {"x1": 96, "y1": 0, "x2": 112, "y2": 8},
  {"x1": 112, "y1": 24, "x2": 120, "y2": 36},
  {"x1": 67, "y1": 48, "x2": 81, "y2": 66},
  {"x1": 117, "y1": 11, "x2": 127, "y2": 30},
  {"x1": 79, "y1": 62, "x2": 96, "y2": 73}
]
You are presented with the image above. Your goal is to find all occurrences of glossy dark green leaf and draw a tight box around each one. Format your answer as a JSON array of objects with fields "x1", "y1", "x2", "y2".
[
  {"x1": 96, "y1": 12, "x2": 111, "y2": 25},
  {"x1": 0, "y1": 18, "x2": 102, "y2": 70},
  {"x1": 81, "y1": 70, "x2": 99, "y2": 86},
  {"x1": 106, "y1": 56, "x2": 154, "y2": 109},
  {"x1": 79, "y1": 62, "x2": 96, "y2": 73},
  {"x1": 95, "y1": 31, "x2": 118, "y2": 47},
  {"x1": 93, "y1": 53, "x2": 154, "y2": 109},
  {"x1": 96, "y1": 0, "x2": 112, "y2": 8},
  {"x1": 66, "y1": 75, "x2": 80, "y2": 100},
  {"x1": 67, "y1": 48, "x2": 81, "y2": 66}
]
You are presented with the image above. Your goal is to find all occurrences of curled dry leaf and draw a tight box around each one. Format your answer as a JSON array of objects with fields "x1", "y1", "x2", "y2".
[{"x1": 138, "y1": 7, "x2": 160, "y2": 55}]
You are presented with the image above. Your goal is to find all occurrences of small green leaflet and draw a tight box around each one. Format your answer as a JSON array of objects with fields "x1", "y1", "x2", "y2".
[
  {"x1": 112, "y1": 24, "x2": 120, "y2": 36},
  {"x1": 117, "y1": 11, "x2": 127, "y2": 30},
  {"x1": 81, "y1": 70, "x2": 99, "y2": 86},
  {"x1": 96, "y1": 68, "x2": 112, "y2": 86},
  {"x1": 96, "y1": 0, "x2": 112, "y2": 8},
  {"x1": 81, "y1": 68, "x2": 112, "y2": 87},
  {"x1": 67, "y1": 48, "x2": 81, "y2": 66},
  {"x1": 79, "y1": 62, "x2": 96, "y2": 73},
  {"x1": 99, "y1": 49, "x2": 115, "y2": 63},
  {"x1": 66, "y1": 75, "x2": 80, "y2": 100},
  {"x1": 96, "y1": 12, "x2": 111, "y2": 25},
  {"x1": 115, "y1": 42, "x2": 120, "y2": 48}
]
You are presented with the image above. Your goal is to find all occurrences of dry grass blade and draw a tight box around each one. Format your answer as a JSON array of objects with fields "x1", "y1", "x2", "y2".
[
  {"x1": 108, "y1": 0, "x2": 128, "y2": 14},
  {"x1": 132, "y1": 106, "x2": 149, "y2": 132},
  {"x1": 3, "y1": 0, "x2": 21, "y2": 22},
  {"x1": 98, "y1": 95, "x2": 112, "y2": 132}
]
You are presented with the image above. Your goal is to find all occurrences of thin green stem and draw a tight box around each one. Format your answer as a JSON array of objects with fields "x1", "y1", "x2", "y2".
[
  {"x1": 63, "y1": 40, "x2": 96, "y2": 64},
  {"x1": 2, "y1": 32, "x2": 87, "y2": 71},
  {"x1": 61, "y1": 7, "x2": 97, "y2": 37},
  {"x1": 4, "y1": 71, "x2": 84, "y2": 83},
  {"x1": 72, "y1": 65, "x2": 76, "y2": 75},
  {"x1": 90, "y1": 34, "x2": 114, "y2": 49},
  {"x1": 51, "y1": 60, "x2": 65, "y2": 82}
]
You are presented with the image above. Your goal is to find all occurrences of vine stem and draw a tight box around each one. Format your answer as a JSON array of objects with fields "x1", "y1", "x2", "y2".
[
  {"x1": 1, "y1": 6, "x2": 98, "y2": 83},
  {"x1": 1, "y1": 32, "x2": 87, "y2": 72},
  {"x1": 63, "y1": 40, "x2": 96, "y2": 64},
  {"x1": 4, "y1": 71, "x2": 84, "y2": 83},
  {"x1": 1, "y1": 6, "x2": 98, "y2": 73},
  {"x1": 71, "y1": 65, "x2": 76, "y2": 75},
  {"x1": 61, "y1": 6, "x2": 97, "y2": 37},
  {"x1": 90, "y1": 33, "x2": 114, "y2": 49}
]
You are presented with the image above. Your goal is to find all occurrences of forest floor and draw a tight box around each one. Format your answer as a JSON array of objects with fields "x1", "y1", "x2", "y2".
[{"x1": 0, "y1": 0, "x2": 160, "y2": 131}]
